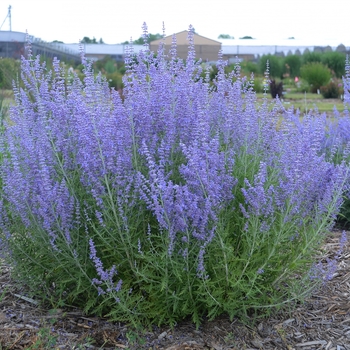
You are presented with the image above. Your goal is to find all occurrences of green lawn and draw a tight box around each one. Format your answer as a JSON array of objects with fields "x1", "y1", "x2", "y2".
[{"x1": 255, "y1": 91, "x2": 345, "y2": 114}]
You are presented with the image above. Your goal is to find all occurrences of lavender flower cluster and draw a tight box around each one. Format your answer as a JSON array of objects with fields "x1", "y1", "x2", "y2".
[{"x1": 0, "y1": 26, "x2": 349, "y2": 323}]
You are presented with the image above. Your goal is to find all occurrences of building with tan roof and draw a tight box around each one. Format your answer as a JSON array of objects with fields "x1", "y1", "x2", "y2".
[{"x1": 150, "y1": 30, "x2": 221, "y2": 62}]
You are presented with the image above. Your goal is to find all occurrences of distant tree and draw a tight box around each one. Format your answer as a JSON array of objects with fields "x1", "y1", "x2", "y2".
[
  {"x1": 321, "y1": 51, "x2": 346, "y2": 78},
  {"x1": 303, "y1": 51, "x2": 322, "y2": 65},
  {"x1": 218, "y1": 34, "x2": 234, "y2": 39},
  {"x1": 259, "y1": 54, "x2": 283, "y2": 78},
  {"x1": 52, "y1": 40, "x2": 64, "y2": 43},
  {"x1": 99, "y1": 38, "x2": 104, "y2": 44},
  {"x1": 122, "y1": 33, "x2": 163, "y2": 45},
  {"x1": 283, "y1": 55, "x2": 302, "y2": 78},
  {"x1": 81, "y1": 36, "x2": 98, "y2": 44},
  {"x1": 240, "y1": 36, "x2": 254, "y2": 39},
  {"x1": 240, "y1": 61, "x2": 259, "y2": 75}
]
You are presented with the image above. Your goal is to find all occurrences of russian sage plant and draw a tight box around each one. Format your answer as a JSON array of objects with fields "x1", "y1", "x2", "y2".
[{"x1": 0, "y1": 27, "x2": 348, "y2": 327}]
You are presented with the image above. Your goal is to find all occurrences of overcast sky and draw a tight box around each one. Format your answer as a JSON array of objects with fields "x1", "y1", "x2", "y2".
[{"x1": 1, "y1": 0, "x2": 349, "y2": 46}]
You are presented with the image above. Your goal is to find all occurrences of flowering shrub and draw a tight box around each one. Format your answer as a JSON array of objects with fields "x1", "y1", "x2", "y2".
[
  {"x1": 343, "y1": 56, "x2": 350, "y2": 106},
  {"x1": 0, "y1": 27, "x2": 349, "y2": 327},
  {"x1": 324, "y1": 57, "x2": 350, "y2": 226}
]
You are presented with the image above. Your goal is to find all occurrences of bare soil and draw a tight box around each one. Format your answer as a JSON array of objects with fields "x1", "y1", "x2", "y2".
[{"x1": 1, "y1": 229, "x2": 350, "y2": 350}]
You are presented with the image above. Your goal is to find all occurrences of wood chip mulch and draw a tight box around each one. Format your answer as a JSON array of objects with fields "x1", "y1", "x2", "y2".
[{"x1": 1, "y1": 229, "x2": 349, "y2": 350}]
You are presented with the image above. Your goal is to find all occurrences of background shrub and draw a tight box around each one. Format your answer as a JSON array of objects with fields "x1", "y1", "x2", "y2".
[
  {"x1": 321, "y1": 51, "x2": 346, "y2": 79},
  {"x1": 0, "y1": 58, "x2": 21, "y2": 89},
  {"x1": 320, "y1": 81, "x2": 341, "y2": 99},
  {"x1": 295, "y1": 78, "x2": 311, "y2": 93},
  {"x1": 300, "y1": 62, "x2": 332, "y2": 93},
  {"x1": 240, "y1": 61, "x2": 259, "y2": 75},
  {"x1": 252, "y1": 76, "x2": 264, "y2": 93},
  {"x1": 105, "y1": 71, "x2": 124, "y2": 89},
  {"x1": 302, "y1": 51, "x2": 322, "y2": 65},
  {"x1": 259, "y1": 54, "x2": 283, "y2": 78},
  {"x1": 269, "y1": 79, "x2": 283, "y2": 98},
  {"x1": 283, "y1": 55, "x2": 302, "y2": 78},
  {"x1": 92, "y1": 56, "x2": 125, "y2": 89}
]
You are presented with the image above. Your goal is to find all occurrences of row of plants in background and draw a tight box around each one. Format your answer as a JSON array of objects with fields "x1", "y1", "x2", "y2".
[
  {"x1": 1, "y1": 47, "x2": 347, "y2": 96},
  {"x1": 0, "y1": 27, "x2": 350, "y2": 328},
  {"x1": 253, "y1": 51, "x2": 346, "y2": 96},
  {"x1": 258, "y1": 51, "x2": 346, "y2": 80},
  {"x1": 0, "y1": 55, "x2": 126, "y2": 92},
  {"x1": 66, "y1": 49, "x2": 350, "y2": 95}
]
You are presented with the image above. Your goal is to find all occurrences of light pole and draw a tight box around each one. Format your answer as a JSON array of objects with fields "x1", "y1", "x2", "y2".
[
  {"x1": 0, "y1": 5, "x2": 12, "y2": 31},
  {"x1": 8, "y1": 5, "x2": 11, "y2": 31}
]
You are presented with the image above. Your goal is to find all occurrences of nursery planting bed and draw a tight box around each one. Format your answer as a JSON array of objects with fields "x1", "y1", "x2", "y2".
[{"x1": 1, "y1": 229, "x2": 349, "y2": 349}]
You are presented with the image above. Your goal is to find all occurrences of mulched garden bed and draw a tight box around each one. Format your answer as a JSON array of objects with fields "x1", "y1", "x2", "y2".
[{"x1": 1, "y1": 229, "x2": 349, "y2": 350}]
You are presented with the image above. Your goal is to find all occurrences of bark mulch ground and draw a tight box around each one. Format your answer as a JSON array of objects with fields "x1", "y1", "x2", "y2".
[{"x1": 1, "y1": 229, "x2": 349, "y2": 350}]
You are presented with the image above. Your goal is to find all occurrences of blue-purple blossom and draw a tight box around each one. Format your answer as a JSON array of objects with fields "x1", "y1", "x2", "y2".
[
  {"x1": 89, "y1": 238, "x2": 122, "y2": 297},
  {"x1": 343, "y1": 55, "x2": 350, "y2": 106}
]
